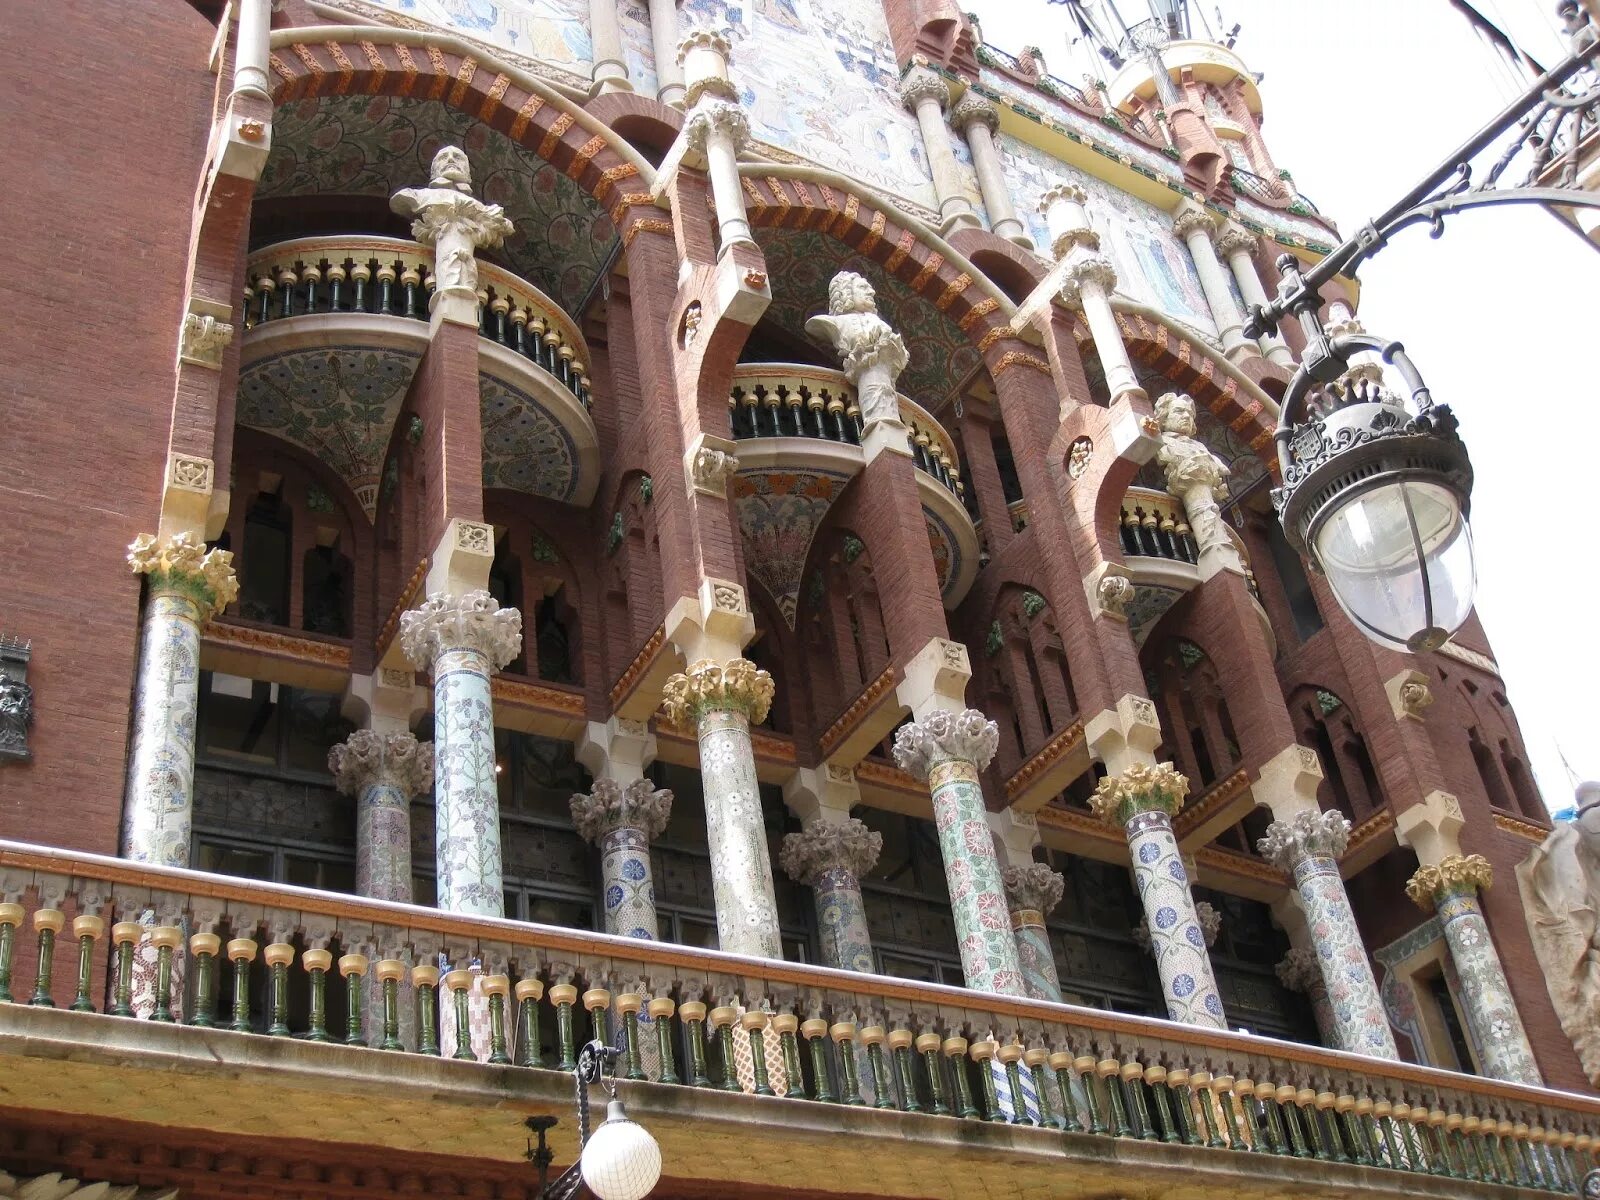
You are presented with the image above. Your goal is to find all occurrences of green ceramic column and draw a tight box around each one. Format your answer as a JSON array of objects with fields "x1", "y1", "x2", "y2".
[
  {"x1": 71, "y1": 916, "x2": 104, "y2": 1013},
  {"x1": 29, "y1": 909, "x2": 64, "y2": 1007},
  {"x1": 228, "y1": 938, "x2": 257, "y2": 1032},
  {"x1": 264, "y1": 942, "x2": 294, "y2": 1035},
  {"x1": 341, "y1": 953, "x2": 368, "y2": 1047},
  {"x1": 188, "y1": 932, "x2": 219, "y2": 1027},
  {"x1": 515, "y1": 979, "x2": 544, "y2": 1066}
]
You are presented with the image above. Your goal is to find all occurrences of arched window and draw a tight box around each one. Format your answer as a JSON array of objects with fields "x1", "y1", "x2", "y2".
[
  {"x1": 301, "y1": 540, "x2": 352, "y2": 637},
  {"x1": 238, "y1": 484, "x2": 292, "y2": 625}
]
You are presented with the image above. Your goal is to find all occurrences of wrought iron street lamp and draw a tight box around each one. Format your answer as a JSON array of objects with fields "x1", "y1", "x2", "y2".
[{"x1": 526, "y1": 1040, "x2": 663, "y2": 1200}]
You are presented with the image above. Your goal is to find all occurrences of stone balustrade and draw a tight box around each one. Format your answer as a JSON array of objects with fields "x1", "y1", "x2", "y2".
[
  {"x1": 0, "y1": 837, "x2": 1594, "y2": 1191},
  {"x1": 727, "y1": 364, "x2": 965, "y2": 500},
  {"x1": 241, "y1": 236, "x2": 592, "y2": 408},
  {"x1": 1120, "y1": 486, "x2": 1254, "y2": 584}
]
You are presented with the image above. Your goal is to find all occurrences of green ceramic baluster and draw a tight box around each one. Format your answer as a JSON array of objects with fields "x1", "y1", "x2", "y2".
[
  {"x1": 775, "y1": 1014, "x2": 804, "y2": 1098},
  {"x1": 514, "y1": 979, "x2": 544, "y2": 1066},
  {"x1": 1052, "y1": 1054, "x2": 1081, "y2": 1132},
  {"x1": 713, "y1": 1008, "x2": 742, "y2": 1092},
  {"x1": 682, "y1": 1001, "x2": 712, "y2": 1088},
  {"x1": 974, "y1": 1044, "x2": 1005, "y2": 1123},
  {"x1": 27, "y1": 910, "x2": 63, "y2": 1007},
  {"x1": 745, "y1": 1013, "x2": 775, "y2": 1097},
  {"x1": 376, "y1": 960, "x2": 405, "y2": 1050},
  {"x1": 1003, "y1": 1051, "x2": 1032, "y2": 1126},
  {"x1": 0, "y1": 903, "x2": 22, "y2": 1003},
  {"x1": 922, "y1": 1036, "x2": 950, "y2": 1115},
  {"x1": 945, "y1": 1039, "x2": 978, "y2": 1119},
  {"x1": 304, "y1": 949, "x2": 332, "y2": 1042},
  {"x1": 1146, "y1": 1067, "x2": 1179, "y2": 1143},
  {"x1": 486, "y1": 975, "x2": 512, "y2": 1065},
  {"x1": 341, "y1": 954, "x2": 367, "y2": 1047},
  {"x1": 893, "y1": 1037, "x2": 921, "y2": 1113},
  {"x1": 1027, "y1": 1055, "x2": 1055, "y2": 1129},
  {"x1": 802, "y1": 1021, "x2": 834, "y2": 1102},
  {"x1": 550, "y1": 983, "x2": 577, "y2": 1070},
  {"x1": 264, "y1": 941, "x2": 294, "y2": 1035},
  {"x1": 863, "y1": 1028, "x2": 895, "y2": 1109},
  {"x1": 617, "y1": 995, "x2": 645, "y2": 1080},
  {"x1": 1102, "y1": 1062, "x2": 1132, "y2": 1137},
  {"x1": 189, "y1": 932, "x2": 219, "y2": 1027},
  {"x1": 414, "y1": 964, "x2": 441, "y2": 1056},
  {"x1": 833, "y1": 1024, "x2": 864, "y2": 1105},
  {"x1": 444, "y1": 969, "x2": 475, "y2": 1060},
  {"x1": 228, "y1": 939, "x2": 257, "y2": 1032},
  {"x1": 70, "y1": 916, "x2": 104, "y2": 1013}
]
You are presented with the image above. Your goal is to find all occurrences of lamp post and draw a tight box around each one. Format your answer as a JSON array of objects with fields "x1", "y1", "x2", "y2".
[{"x1": 526, "y1": 1039, "x2": 662, "y2": 1200}]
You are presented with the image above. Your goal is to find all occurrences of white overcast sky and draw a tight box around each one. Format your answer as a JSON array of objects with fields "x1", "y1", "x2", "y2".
[{"x1": 968, "y1": 0, "x2": 1598, "y2": 810}]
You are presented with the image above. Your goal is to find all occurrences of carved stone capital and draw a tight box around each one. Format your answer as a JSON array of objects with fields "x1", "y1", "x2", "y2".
[
  {"x1": 570, "y1": 778, "x2": 673, "y2": 844},
  {"x1": 1406, "y1": 853, "x2": 1493, "y2": 909},
  {"x1": 1038, "y1": 181, "x2": 1087, "y2": 211},
  {"x1": 1172, "y1": 207, "x2": 1218, "y2": 242},
  {"x1": 1059, "y1": 253, "x2": 1118, "y2": 308},
  {"x1": 127, "y1": 532, "x2": 239, "y2": 620},
  {"x1": 398, "y1": 590, "x2": 522, "y2": 671},
  {"x1": 1386, "y1": 669, "x2": 1434, "y2": 721},
  {"x1": 949, "y1": 91, "x2": 999, "y2": 133},
  {"x1": 328, "y1": 730, "x2": 434, "y2": 799},
  {"x1": 1214, "y1": 225, "x2": 1259, "y2": 258},
  {"x1": 684, "y1": 98, "x2": 750, "y2": 155},
  {"x1": 899, "y1": 65, "x2": 950, "y2": 113},
  {"x1": 1000, "y1": 863, "x2": 1064, "y2": 917},
  {"x1": 779, "y1": 817, "x2": 882, "y2": 886},
  {"x1": 661, "y1": 657, "x2": 774, "y2": 728},
  {"x1": 1257, "y1": 808, "x2": 1352, "y2": 870},
  {"x1": 1090, "y1": 761, "x2": 1189, "y2": 825},
  {"x1": 178, "y1": 312, "x2": 235, "y2": 368},
  {"x1": 686, "y1": 434, "x2": 741, "y2": 498},
  {"x1": 1275, "y1": 946, "x2": 1321, "y2": 992},
  {"x1": 676, "y1": 27, "x2": 733, "y2": 63},
  {"x1": 892, "y1": 708, "x2": 999, "y2": 779}
]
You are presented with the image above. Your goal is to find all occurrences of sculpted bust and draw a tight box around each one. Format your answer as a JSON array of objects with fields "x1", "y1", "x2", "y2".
[
  {"x1": 805, "y1": 271, "x2": 909, "y2": 427},
  {"x1": 390, "y1": 146, "x2": 514, "y2": 297},
  {"x1": 1155, "y1": 391, "x2": 1229, "y2": 497}
]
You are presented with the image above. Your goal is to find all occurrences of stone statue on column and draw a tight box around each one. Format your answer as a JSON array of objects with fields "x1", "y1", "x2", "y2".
[
  {"x1": 391, "y1": 146, "x2": 514, "y2": 318},
  {"x1": 1153, "y1": 391, "x2": 1243, "y2": 577},
  {"x1": 806, "y1": 272, "x2": 910, "y2": 431},
  {"x1": 780, "y1": 817, "x2": 882, "y2": 973},
  {"x1": 571, "y1": 779, "x2": 674, "y2": 940},
  {"x1": 328, "y1": 730, "x2": 434, "y2": 903}
]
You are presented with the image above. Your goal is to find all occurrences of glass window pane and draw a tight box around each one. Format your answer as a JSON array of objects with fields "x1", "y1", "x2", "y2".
[
  {"x1": 282, "y1": 687, "x2": 355, "y2": 774},
  {"x1": 201, "y1": 673, "x2": 281, "y2": 765},
  {"x1": 196, "y1": 840, "x2": 274, "y2": 881}
]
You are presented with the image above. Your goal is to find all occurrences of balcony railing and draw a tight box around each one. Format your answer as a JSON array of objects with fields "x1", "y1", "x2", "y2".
[
  {"x1": 727, "y1": 364, "x2": 965, "y2": 500},
  {"x1": 1, "y1": 839, "x2": 1596, "y2": 1194},
  {"x1": 242, "y1": 236, "x2": 592, "y2": 409},
  {"x1": 1121, "y1": 487, "x2": 1200, "y2": 564}
]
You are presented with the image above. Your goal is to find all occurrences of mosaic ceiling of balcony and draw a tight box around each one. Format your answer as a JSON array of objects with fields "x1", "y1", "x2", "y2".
[
  {"x1": 261, "y1": 95, "x2": 615, "y2": 312},
  {"x1": 756, "y1": 229, "x2": 981, "y2": 408}
]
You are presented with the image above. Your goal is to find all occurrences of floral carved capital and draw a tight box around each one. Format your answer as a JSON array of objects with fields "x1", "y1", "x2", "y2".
[
  {"x1": 1406, "y1": 853, "x2": 1493, "y2": 909},
  {"x1": 398, "y1": 590, "x2": 522, "y2": 672},
  {"x1": 570, "y1": 778, "x2": 673, "y2": 844},
  {"x1": 328, "y1": 730, "x2": 434, "y2": 799},
  {"x1": 1171, "y1": 207, "x2": 1218, "y2": 242},
  {"x1": 949, "y1": 91, "x2": 999, "y2": 133},
  {"x1": 1275, "y1": 946, "x2": 1321, "y2": 992},
  {"x1": 684, "y1": 98, "x2": 751, "y2": 155},
  {"x1": 1257, "y1": 808, "x2": 1352, "y2": 870},
  {"x1": 1090, "y1": 761, "x2": 1189, "y2": 825},
  {"x1": 898, "y1": 65, "x2": 950, "y2": 112},
  {"x1": 779, "y1": 817, "x2": 882, "y2": 886},
  {"x1": 661, "y1": 657, "x2": 774, "y2": 728},
  {"x1": 892, "y1": 708, "x2": 999, "y2": 780},
  {"x1": 1001, "y1": 863, "x2": 1064, "y2": 916},
  {"x1": 1214, "y1": 226, "x2": 1259, "y2": 258},
  {"x1": 127, "y1": 532, "x2": 239, "y2": 621},
  {"x1": 1058, "y1": 253, "x2": 1118, "y2": 308}
]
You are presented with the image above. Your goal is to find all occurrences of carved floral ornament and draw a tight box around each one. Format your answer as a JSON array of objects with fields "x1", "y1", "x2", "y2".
[
  {"x1": 1171, "y1": 207, "x2": 1219, "y2": 241},
  {"x1": 898, "y1": 65, "x2": 951, "y2": 112},
  {"x1": 684, "y1": 99, "x2": 751, "y2": 155},
  {"x1": 327, "y1": 730, "x2": 434, "y2": 798},
  {"x1": 1275, "y1": 946, "x2": 1321, "y2": 993},
  {"x1": 1000, "y1": 862, "x2": 1065, "y2": 916},
  {"x1": 779, "y1": 817, "x2": 882, "y2": 885},
  {"x1": 892, "y1": 708, "x2": 999, "y2": 780},
  {"x1": 1256, "y1": 807, "x2": 1352, "y2": 869},
  {"x1": 1067, "y1": 436, "x2": 1094, "y2": 480},
  {"x1": 1214, "y1": 225, "x2": 1259, "y2": 258},
  {"x1": 569, "y1": 778, "x2": 674, "y2": 844},
  {"x1": 167, "y1": 454, "x2": 214, "y2": 494},
  {"x1": 689, "y1": 444, "x2": 740, "y2": 497},
  {"x1": 661, "y1": 657, "x2": 774, "y2": 728},
  {"x1": 1406, "y1": 853, "x2": 1494, "y2": 909},
  {"x1": 949, "y1": 91, "x2": 999, "y2": 134},
  {"x1": 127, "y1": 532, "x2": 239, "y2": 619},
  {"x1": 397, "y1": 590, "x2": 522, "y2": 671},
  {"x1": 178, "y1": 313, "x2": 234, "y2": 368},
  {"x1": 1058, "y1": 253, "x2": 1118, "y2": 309},
  {"x1": 1090, "y1": 761, "x2": 1190, "y2": 826},
  {"x1": 1096, "y1": 574, "x2": 1134, "y2": 619}
]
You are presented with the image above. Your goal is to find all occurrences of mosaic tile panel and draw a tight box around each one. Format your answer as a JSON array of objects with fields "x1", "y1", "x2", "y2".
[
  {"x1": 1012, "y1": 920, "x2": 1063, "y2": 1002},
  {"x1": 480, "y1": 374, "x2": 581, "y2": 501},
  {"x1": 812, "y1": 866, "x2": 874, "y2": 973},
  {"x1": 1126, "y1": 583, "x2": 1183, "y2": 648},
  {"x1": 433, "y1": 647, "x2": 506, "y2": 917},
  {"x1": 1291, "y1": 854, "x2": 1398, "y2": 1059},
  {"x1": 375, "y1": 0, "x2": 594, "y2": 70},
  {"x1": 697, "y1": 709, "x2": 783, "y2": 959},
  {"x1": 976, "y1": 67, "x2": 1177, "y2": 181},
  {"x1": 358, "y1": 782, "x2": 415, "y2": 903},
  {"x1": 731, "y1": 468, "x2": 852, "y2": 626},
  {"x1": 1124, "y1": 811, "x2": 1226, "y2": 1028},
  {"x1": 123, "y1": 594, "x2": 203, "y2": 868},
  {"x1": 928, "y1": 759, "x2": 1025, "y2": 996},
  {"x1": 601, "y1": 826, "x2": 660, "y2": 939},
  {"x1": 1374, "y1": 916, "x2": 1439, "y2": 1061}
]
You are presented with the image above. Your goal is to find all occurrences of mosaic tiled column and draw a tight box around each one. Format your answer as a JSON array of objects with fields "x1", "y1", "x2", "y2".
[
  {"x1": 570, "y1": 778, "x2": 673, "y2": 939},
  {"x1": 123, "y1": 532, "x2": 238, "y2": 866},
  {"x1": 1259, "y1": 809, "x2": 1399, "y2": 1060},
  {"x1": 399, "y1": 591, "x2": 521, "y2": 918},
  {"x1": 328, "y1": 731, "x2": 434, "y2": 903},
  {"x1": 1092, "y1": 763, "x2": 1226, "y2": 1028},
  {"x1": 662, "y1": 658, "x2": 782, "y2": 959},
  {"x1": 779, "y1": 817, "x2": 882, "y2": 973},
  {"x1": 893, "y1": 710, "x2": 1025, "y2": 997},
  {"x1": 1276, "y1": 947, "x2": 1337, "y2": 1048},
  {"x1": 1406, "y1": 855, "x2": 1541, "y2": 1084},
  {"x1": 1001, "y1": 863, "x2": 1065, "y2": 1003}
]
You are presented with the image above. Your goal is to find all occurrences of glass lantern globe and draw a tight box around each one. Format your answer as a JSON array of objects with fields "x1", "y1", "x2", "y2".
[
  {"x1": 579, "y1": 1099, "x2": 662, "y2": 1200},
  {"x1": 1310, "y1": 477, "x2": 1475, "y2": 653}
]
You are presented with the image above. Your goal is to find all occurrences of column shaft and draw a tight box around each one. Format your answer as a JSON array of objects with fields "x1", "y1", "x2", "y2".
[
  {"x1": 1437, "y1": 889, "x2": 1540, "y2": 1083},
  {"x1": 1290, "y1": 854, "x2": 1399, "y2": 1058},
  {"x1": 589, "y1": 0, "x2": 630, "y2": 92},
  {"x1": 812, "y1": 866, "x2": 874, "y2": 973},
  {"x1": 600, "y1": 826, "x2": 661, "y2": 939},
  {"x1": 358, "y1": 780, "x2": 415, "y2": 902},
  {"x1": 1222, "y1": 242, "x2": 1293, "y2": 367},
  {"x1": 696, "y1": 707, "x2": 783, "y2": 958},
  {"x1": 123, "y1": 592, "x2": 204, "y2": 867},
  {"x1": 1012, "y1": 916, "x2": 1062, "y2": 1002},
  {"x1": 965, "y1": 120, "x2": 1027, "y2": 243},
  {"x1": 1078, "y1": 280, "x2": 1140, "y2": 401},
  {"x1": 1125, "y1": 811, "x2": 1227, "y2": 1027},
  {"x1": 646, "y1": 0, "x2": 685, "y2": 105},
  {"x1": 1178, "y1": 225, "x2": 1247, "y2": 356},
  {"x1": 705, "y1": 133, "x2": 754, "y2": 248},
  {"x1": 780, "y1": 816, "x2": 881, "y2": 973},
  {"x1": 432, "y1": 645, "x2": 504, "y2": 916}
]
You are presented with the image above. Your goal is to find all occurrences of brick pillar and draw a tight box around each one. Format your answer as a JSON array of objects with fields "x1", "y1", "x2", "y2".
[{"x1": 959, "y1": 410, "x2": 1014, "y2": 558}]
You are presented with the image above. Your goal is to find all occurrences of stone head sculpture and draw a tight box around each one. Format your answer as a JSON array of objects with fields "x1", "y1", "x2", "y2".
[
  {"x1": 828, "y1": 270, "x2": 878, "y2": 316},
  {"x1": 429, "y1": 145, "x2": 473, "y2": 193},
  {"x1": 1155, "y1": 391, "x2": 1198, "y2": 438}
]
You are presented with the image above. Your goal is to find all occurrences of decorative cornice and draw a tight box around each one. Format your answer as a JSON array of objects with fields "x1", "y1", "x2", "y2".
[
  {"x1": 1194, "y1": 843, "x2": 1288, "y2": 885},
  {"x1": 892, "y1": 708, "x2": 999, "y2": 780},
  {"x1": 1406, "y1": 853, "x2": 1493, "y2": 909},
  {"x1": 1000, "y1": 863, "x2": 1064, "y2": 916},
  {"x1": 398, "y1": 590, "x2": 521, "y2": 671},
  {"x1": 1003, "y1": 720, "x2": 1086, "y2": 801},
  {"x1": 1347, "y1": 806, "x2": 1396, "y2": 859},
  {"x1": 608, "y1": 625, "x2": 665, "y2": 710},
  {"x1": 1438, "y1": 640, "x2": 1500, "y2": 677},
  {"x1": 376, "y1": 557, "x2": 428, "y2": 659},
  {"x1": 328, "y1": 731, "x2": 433, "y2": 799},
  {"x1": 779, "y1": 817, "x2": 882, "y2": 885},
  {"x1": 491, "y1": 676, "x2": 586, "y2": 717},
  {"x1": 1492, "y1": 810, "x2": 1552, "y2": 843},
  {"x1": 1091, "y1": 762, "x2": 1189, "y2": 826},
  {"x1": 661, "y1": 658, "x2": 774, "y2": 728},
  {"x1": 1257, "y1": 808, "x2": 1352, "y2": 870},
  {"x1": 818, "y1": 666, "x2": 896, "y2": 760},
  {"x1": 127, "y1": 532, "x2": 239, "y2": 622},
  {"x1": 204, "y1": 621, "x2": 351, "y2": 668},
  {"x1": 1172, "y1": 768, "x2": 1250, "y2": 837},
  {"x1": 569, "y1": 779, "x2": 672, "y2": 844}
]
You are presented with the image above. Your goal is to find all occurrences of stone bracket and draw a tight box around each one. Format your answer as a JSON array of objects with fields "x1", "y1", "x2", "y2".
[
  {"x1": 577, "y1": 716, "x2": 658, "y2": 783},
  {"x1": 1395, "y1": 790, "x2": 1465, "y2": 867},
  {"x1": 894, "y1": 638, "x2": 971, "y2": 722},
  {"x1": 1251, "y1": 744, "x2": 1325, "y2": 824},
  {"x1": 424, "y1": 519, "x2": 496, "y2": 598},
  {"x1": 664, "y1": 578, "x2": 755, "y2": 665},
  {"x1": 1083, "y1": 694, "x2": 1163, "y2": 777}
]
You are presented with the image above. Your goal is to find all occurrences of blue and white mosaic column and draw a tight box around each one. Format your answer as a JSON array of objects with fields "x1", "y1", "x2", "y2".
[
  {"x1": 1000, "y1": 863, "x2": 1065, "y2": 1003},
  {"x1": 123, "y1": 532, "x2": 238, "y2": 866},
  {"x1": 1260, "y1": 809, "x2": 1399, "y2": 1059},
  {"x1": 1406, "y1": 855, "x2": 1541, "y2": 1084},
  {"x1": 662, "y1": 659, "x2": 783, "y2": 959},
  {"x1": 779, "y1": 817, "x2": 882, "y2": 973},
  {"x1": 400, "y1": 591, "x2": 521, "y2": 918},
  {"x1": 329, "y1": 731, "x2": 434, "y2": 903},
  {"x1": 1093, "y1": 762, "x2": 1226, "y2": 1028},
  {"x1": 570, "y1": 778, "x2": 674, "y2": 939},
  {"x1": 894, "y1": 710, "x2": 1026, "y2": 998}
]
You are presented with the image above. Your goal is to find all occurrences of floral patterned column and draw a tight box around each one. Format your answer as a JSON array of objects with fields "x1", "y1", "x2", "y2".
[
  {"x1": 1092, "y1": 763, "x2": 1226, "y2": 1028},
  {"x1": 1001, "y1": 863, "x2": 1065, "y2": 1003},
  {"x1": 893, "y1": 710, "x2": 1025, "y2": 997},
  {"x1": 328, "y1": 731, "x2": 434, "y2": 903},
  {"x1": 662, "y1": 658, "x2": 782, "y2": 959},
  {"x1": 779, "y1": 818, "x2": 882, "y2": 973},
  {"x1": 1276, "y1": 947, "x2": 1338, "y2": 1048},
  {"x1": 569, "y1": 779, "x2": 673, "y2": 939},
  {"x1": 123, "y1": 532, "x2": 238, "y2": 866},
  {"x1": 1259, "y1": 809, "x2": 1399, "y2": 1059},
  {"x1": 399, "y1": 591, "x2": 521, "y2": 918},
  {"x1": 1406, "y1": 855, "x2": 1541, "y2": 1084}
]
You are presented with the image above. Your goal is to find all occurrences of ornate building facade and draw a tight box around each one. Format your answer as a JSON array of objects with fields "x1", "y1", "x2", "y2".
[{"x1": 0, "y1": 1, "x2": 1595, "y2": 1197}]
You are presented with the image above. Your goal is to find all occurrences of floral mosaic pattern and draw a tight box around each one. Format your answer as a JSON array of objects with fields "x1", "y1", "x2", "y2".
[
  {"x1": 1124, "y1": 811, "x2": 1226, "y2": 1028},
  {"x1": 697, "y1": 709, "x2": 784, "y2": 959},
  {"x1": 601, "y1": 827, "x2": 660, "y2": 939},
  {"x1": 812, "y1": 866, "x2": 874, "y2": 973},
  {"x1": 1125, "y1": 583, "x2": 1184, "y2": 648},
  {"x1": 927, "y1": 760, "x2": 1026, "y2": 997},
  {"x1": 123, "y1": 595, "x2": 203, "y2": 868},
  {"x1": 433, "y1": 647, "x2": 506, "y2": 917},
  {"x1": 261, "y1": 94, "x2": 615, "y2": 309},
  {"x1": 731, "y1": 468, "x2": 853, "y2": 626},
  {"x1": 1012, "y1": 921, "x2": 1063, "y2": 1003},
  {"x1": 238, "y1": 344, "x2": 421, "y2": 520},
  {"x1": 358, "y1": 782, "x2": 415, "y2": 903},
  {"x1": 1436, "y1": 890, "x2": 1542, "y2": 1084},
  {"x1": 1374, "y1": 915, "x2": 1440, "y2": 1060},
  {"x1": 1291, "y1": 855, "x2": 1399, "y2": 1059},
  {"x1": 480, "y1": 374, "x2": 580, "y2": 501}
]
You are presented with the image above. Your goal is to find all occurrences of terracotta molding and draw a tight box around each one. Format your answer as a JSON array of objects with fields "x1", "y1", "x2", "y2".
[
  {"x1": 1172, "y1": 768, "x2": 1251, "y2": 839},
  {"x1": 203, "y1": 621, "x2": 352, "y2": 668},
  {"x1": 608, "y1": 624, "x2": 666, "y2": 710},
  {"x1": 1003, "y1": 720, "x2": 1085, "y2": 801},
  {"x1": 818, "y1": 667, "x2": 896, "y2": 760},
  {"x1": 1492, "y1": 809, "x2": 1552, "y2": 844},
  {"x1": 375, "y1": 557, "x2": 428, "y2": 659}
]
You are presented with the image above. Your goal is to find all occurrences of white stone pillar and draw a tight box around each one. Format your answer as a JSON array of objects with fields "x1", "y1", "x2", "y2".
[
  {"x1": 123, "y1": 533, "x2": 238, "y2": 867},
  {"x1": 570, "y1": 779, "x2": 673, "y2": 939},
  {"x1": 1216, "y1": 225, "x2": 1294, "y2": 368},
  {"x1": 329, "y1": 731, "x2": 433, "y2": 903},
  {"x1": 949, "y1": 92, "x2": 1028, "y2": 246},
  {"x1": 1172, "y1": 204, "x2": 1250, "y2": 360},
  {"x1": 647, "y1": 0, "x2": 685, "y2": 106},
  {"x1": 399, "y1": 592, "x2": 522, "y2": 917},
  {"x1": 232, "y1": 0, "x2": 272, "y2": 100},
  {"x1": 391, "y1": 146, "x2": 515, "y2": 329},
  {"x1": 899, "y1": 66, "x2": 979, "y2": 234},
  {"x1": 662, "y1": 659, "x2": 783, "y2": 958},
  {"x1": 1151, "y1": 391, "x2": 1245, "y2": 580},
  {"x1": 804, "y1": 270, "x2": 911, "y2": 464},
  {"x1": 1061, "y1": 253, "x2": 1143, "y2": 405},
  {"x1": 780, "y1": 816, "x2": 881, "y2": 973},
  {"x1": 588, "y1": 0, "x2": 631, "y2": 94},
  {"x1": 679, "y1": 31, "x2": 755, "y2": 252}
]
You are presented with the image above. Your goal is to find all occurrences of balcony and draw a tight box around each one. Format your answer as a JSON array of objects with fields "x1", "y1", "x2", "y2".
[
  {"x1": 0, "y1": 840, "x2": 1594, "y2": 1199},
  {"x1": 238, "y1": 237, "x2": 599, "y2": 513},
  {"x1": 1119, "y1": 487, "x2": 1268, "y2": 645},
  {"x1": 727, "y1": 364, "x2": 979, "y2": 607}
]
